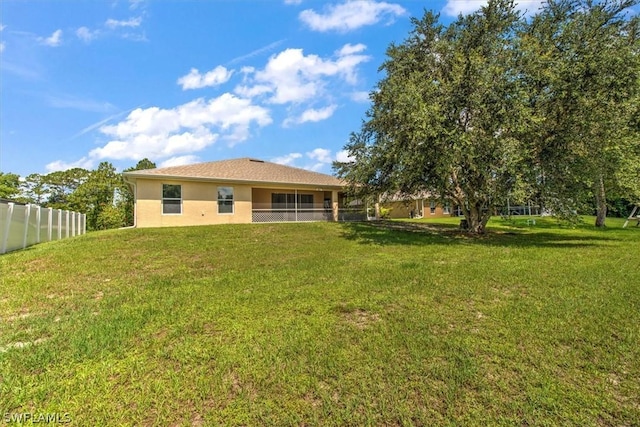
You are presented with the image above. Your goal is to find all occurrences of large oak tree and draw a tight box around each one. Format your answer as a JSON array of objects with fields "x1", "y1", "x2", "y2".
[
  {"x1": 335, "y1": 0, "x2": 527, "y2": 233},
  {"x1": 336, "y1": 0, "x2": 639, "y2": 231}
]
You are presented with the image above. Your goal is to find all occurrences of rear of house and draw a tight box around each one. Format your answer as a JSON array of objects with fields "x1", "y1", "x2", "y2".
[{"x1": 123, "y1": 158, "x2": 363, "y2": 228}]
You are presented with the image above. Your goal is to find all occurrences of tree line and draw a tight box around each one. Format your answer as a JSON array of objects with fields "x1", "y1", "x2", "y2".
[
  {"x1": 335, "y1": 0, "x2": 640, "y2": 233},
  {"x1": 0, "y1": 159, "x2": 156, "y2": 231}
]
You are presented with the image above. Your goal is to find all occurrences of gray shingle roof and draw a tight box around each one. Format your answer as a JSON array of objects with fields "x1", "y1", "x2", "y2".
[{"x1": 123, "y1": 158, "x2": 344, "y2": 188}]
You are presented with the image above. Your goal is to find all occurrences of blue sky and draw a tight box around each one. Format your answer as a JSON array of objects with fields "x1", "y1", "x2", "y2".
[{"x1": 0, "y1": 0, "x2": 551, "y2": 176}]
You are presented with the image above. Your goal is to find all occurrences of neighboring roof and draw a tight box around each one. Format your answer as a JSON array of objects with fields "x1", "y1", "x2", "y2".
[
  {"x1": 123, "y1": 158, "x2": 345, "y2": 188},
  {"x1": 383, "y1": 191, "x2": 435, "y2": 202}
]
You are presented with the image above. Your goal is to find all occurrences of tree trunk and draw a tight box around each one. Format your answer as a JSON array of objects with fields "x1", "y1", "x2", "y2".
[
  {"x1": 464, "y1": 204, "x2": 486, "y2": 234},
  {"x1": 595, "y1": 174, "x2": 607, "y2": 227}
]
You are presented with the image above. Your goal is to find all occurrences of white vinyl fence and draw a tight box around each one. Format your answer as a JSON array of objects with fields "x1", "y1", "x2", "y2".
[{"x1": 0, "y1": 201, "x2": 86, "y2": 255}]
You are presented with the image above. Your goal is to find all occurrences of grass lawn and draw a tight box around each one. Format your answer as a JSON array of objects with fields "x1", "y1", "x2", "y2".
[{"x1": 1, "y1": 217, "x2": 639, "y2": 426}]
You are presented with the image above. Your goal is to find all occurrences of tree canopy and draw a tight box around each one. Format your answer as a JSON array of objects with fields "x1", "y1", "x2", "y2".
[
  {"x1": 335, "y1": 0, "x2": 528, "y2": 233},
  {"x1": 3, "y1": 158, "x2": 158, "y2": 231},
  {"x1": 0, "y1": 172, "x2": 21, "y2": 200},
  {"x1": 335, "y1": 0, "x2": 640, "y2": 232},
  {"x1": 521, "y1": 0, "x2": 640, "y2": 226}
]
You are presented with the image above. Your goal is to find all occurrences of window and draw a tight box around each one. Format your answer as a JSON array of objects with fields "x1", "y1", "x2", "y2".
[
  {"x1": 430, "y1": 200, "x2": 436, "y2": 215},
  {"x1": 443, "y1": 202, "x2": 451, "y2": 214},
  {"x1": 162, "y1": 184, "x2": 182, "y2": 214},
  {"x1": 271, "y1": 193, "x2": 313, "y2": 209},
  {"x1": 218, "y1": 187, "x2": 234, "y2": 214}
]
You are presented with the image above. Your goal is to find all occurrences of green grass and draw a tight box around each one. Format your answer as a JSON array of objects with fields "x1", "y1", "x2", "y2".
[{"x1": 1, "y1": 217, "x2": 639, "y2": 426}]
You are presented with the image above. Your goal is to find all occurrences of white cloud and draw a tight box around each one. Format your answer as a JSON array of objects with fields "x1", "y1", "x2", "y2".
[
  {"x1": 76, "y1": 16, "x2": 145, "y2": 43},
  {"x1": 0, "y1": 24, "x2": 5, "y2": 31},
  {"x1": 45, "y1": 157, "x2": 95, "y2": 173},
  {"x1": 336, "y1": 149, "x2": 354, "y2": 163},
  {"x1": 307, "y1": 148, "x2": 333, "y2": 163},
  {"x1": 299, "y1": 105, "x2": 337, "y2": 123},
  {"x1": 349, "y1": 91, "x2": 369, "y2": 103},
  {"x1": 240, "y1": 44, "x2": 370, "y2": 105},
  {"x1": 514, "y1": 0, "x2": 546, "y2": 14},
  {"x1": 234, "y1": 84, "x2": 272, "y2": 98},
  {"x1": 121, "y1": 31, "x2": 148, "y2": 42},
  {"x1": 284, "y1": 0, "x2": 303, "y2": 5},
  {"x1": 159, "y1": 155, "x2": 200, "y2": 168},
  {"x1": 71, "y1": 108, "x2": 136, "y2": 140},
  {"x1": 0, "y1": 42, "x2": 4, "y2": 53},
  {"x1": 51, "y1": 93, "x2": 272, "y2": 169},
  {"x1": 273, "y1": 148, "x2": 348, "y2": 172},
  {"x1": 337, "y1": 43, "x2": 366, "y2": 56},
  {"x1": 91, "y1": 93, "x2": 271, "y2": 161},
  {"x1": 91, "y1": 128, "x2": 219, "y2": 161},
  {"x1": 285, "y1": 105, "x2": 338, "y2": 126},
  {"x1": 442, "y1": 0, "x2": 544, "y2": 16},
  {"x1": 256, "y1": 49, "x2": 321, "y2": 103},
  {"x1": 105, "y1": 17, "x2": 142, "y2": 28},
  {"x1": 39, "y1": 29, "x2": 63, "y2": 47},
  {"x1": 130, "y1": 0, "x2": 145, "y2": 9},
  {"x1": 76, "y1": 27, "x2": 99, "y2": 43},
  {"x1": 178, "y1": 66, "x2": 234, "y2": 90},
  {"x1": 299, "y1": 0, "x2": 406, "y2": 33},
  {"x1": 272, "y1": 152, "x2": 303, "y2": 165}
]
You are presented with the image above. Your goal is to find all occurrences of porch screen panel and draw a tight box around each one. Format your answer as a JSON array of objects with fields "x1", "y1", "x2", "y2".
[
  {"x1": 300, "y1": 194, "x2": 313, "y2": 208},
  {"x1": 271, "y1": 193, "x2": 313, "y2": 209},
  {"x1": 272, "y1": 193, "x2": 288, "y2": 209}
]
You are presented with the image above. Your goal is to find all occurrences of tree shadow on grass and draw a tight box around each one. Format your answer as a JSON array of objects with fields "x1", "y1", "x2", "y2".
[{"x1": 339, "y1": 220, "x2": 616, "y2": 248}]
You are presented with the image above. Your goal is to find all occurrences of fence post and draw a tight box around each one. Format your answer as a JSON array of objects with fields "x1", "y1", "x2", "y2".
[
  {"x1": 35, "y1": 205, "x2": 41, "y2": 244},
  {"x1": 71, "y1": 212, "x2": 76, "y2": 237},
  {"x1": 22, "y1": 204, "x2": 31, "y2": 250},
  {"x1": 47, "y1": 208, "x2": 53, "y2": 242},
  {"x1": 65, "y1": 211, "x2": 70, "y2": 238},
  {"x1": 57, "y1": 209, "x2": 62, "y2": 240},
  {"x1": 1, "y1": 203, "x2": 15, "y2": 254}
]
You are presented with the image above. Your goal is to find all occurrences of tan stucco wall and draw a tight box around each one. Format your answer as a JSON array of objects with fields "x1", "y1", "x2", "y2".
[
  {"x1": 135, "y1": 179, "x2": 252, "y2": 228},
  {"x1": 384, "y1": 199, "x2": 455, "y2": 219}
]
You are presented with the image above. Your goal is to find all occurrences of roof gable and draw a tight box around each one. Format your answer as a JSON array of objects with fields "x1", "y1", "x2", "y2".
[{"x1": 123, "y1": 158, "x2": 344, "y2": 187}]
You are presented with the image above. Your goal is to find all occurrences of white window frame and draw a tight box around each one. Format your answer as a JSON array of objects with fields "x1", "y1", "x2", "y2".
[
  {"x1": 162, "y1": 184, "x2": 182, "y2": 215},
  {"x1": 430, "y1": 200, "x2": 436, "y2": 215},
  {"x1": 218, "y1": 186, "x2": 234, "y2": 215},
  {"x1": 443, "y1": 202, "x2": 451, "y2": 215}
]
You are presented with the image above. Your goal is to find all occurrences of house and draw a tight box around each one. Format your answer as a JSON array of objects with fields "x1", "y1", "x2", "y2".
[
  {"x1": 380, "y1": 192, "x2": 458, "y2": 219},
  {"x1": 122, "y1": 158, "x2": 364, "y2": 228}
]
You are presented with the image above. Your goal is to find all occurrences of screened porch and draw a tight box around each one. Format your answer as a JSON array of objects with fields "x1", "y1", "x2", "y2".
[{"x1": 250, "y1": 188, "x2": 368, "y2": 223}]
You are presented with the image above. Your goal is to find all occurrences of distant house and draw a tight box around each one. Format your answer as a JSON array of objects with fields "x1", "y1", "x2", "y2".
[
  {"x1": 123, "y1": 158, "x2": 365, "y2": 228},
  {"x1": 380, "y1": 192, "x2": 458, "y2": 219}
]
